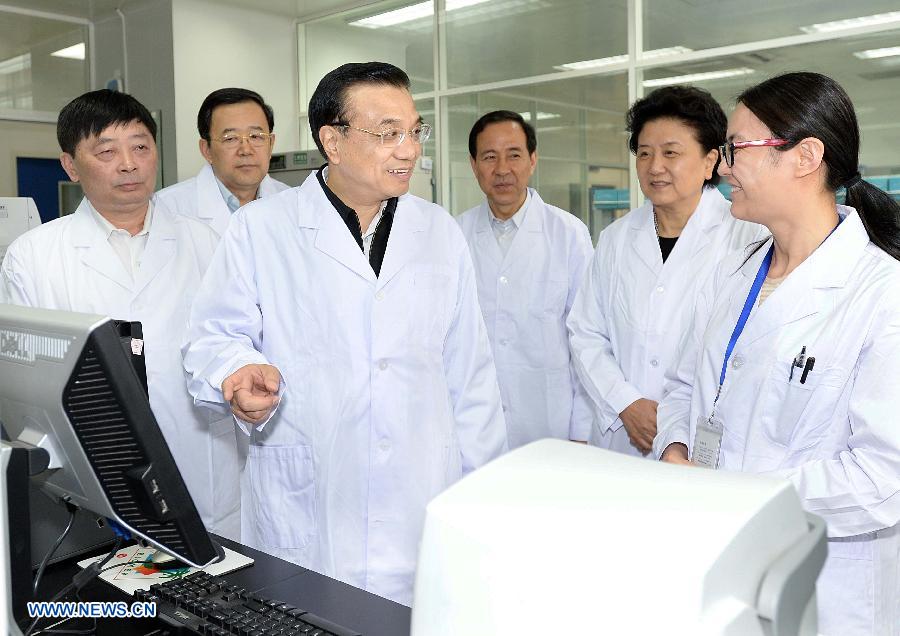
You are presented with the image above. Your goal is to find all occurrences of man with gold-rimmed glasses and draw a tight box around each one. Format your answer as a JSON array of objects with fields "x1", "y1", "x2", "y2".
[
  {"x1": 183, "y1": 62, "x2": 507, "y2": 606},
  {"x1": 157, "y1": 87, "x2": 289, "y2": 238}
]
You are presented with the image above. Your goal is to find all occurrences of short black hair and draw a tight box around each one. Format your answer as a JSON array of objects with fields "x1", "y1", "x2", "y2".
[
  {"x1": 308, "y1": 62, "x2": 410, "y2": 158},
  {"x1": 57, "y1": 89, "x2": 157, "y2": 156},
  {"x1": 625, "y1": 85, "x2": 727, "y2": 187},
  {"x1": 468, "y1": 110, "x2": 537, "y2": 159},
  {"x1": 197, "y1": 87, "x2": 274, "y2": 142}
]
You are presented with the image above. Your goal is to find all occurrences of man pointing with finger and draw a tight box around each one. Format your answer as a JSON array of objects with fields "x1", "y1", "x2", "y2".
[{"x1": 183, "y1": 62, "x2": 507, "y2": 606}]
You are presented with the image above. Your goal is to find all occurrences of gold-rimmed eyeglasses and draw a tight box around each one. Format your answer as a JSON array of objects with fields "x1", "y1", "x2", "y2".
[
  {"x1": 334, "y1": 123, "x2": 432, "y2": 147},
  {"x1": 213, "y1": 131, "x2": 274, "y2": 149}
]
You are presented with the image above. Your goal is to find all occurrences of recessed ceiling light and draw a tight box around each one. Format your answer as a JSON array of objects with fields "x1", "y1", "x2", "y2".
[
  {"x1": 350, "y1": 0, "x2": 490, "y2": 28},
  {"x1": 555, "y1": 47, "x2": 693, "y2": 71},
  {"x1": 643, "y1": 67, "x2": 755, "y2": 88},
  {"x1": 800, "y1": 11, "x2": 900, "y2": 34},
  {"x1": 519, "y1": 111, "x2": 560, "y2": 121},
  {"x1": 0, "y1": 53, "x2": 30, "y2": 75},
  {"x1": 853, "y1": 46, "x2": 900, "y2": 60},
  {"x1": 51, "y1": 43, "x2": 85, "y2": 60}
]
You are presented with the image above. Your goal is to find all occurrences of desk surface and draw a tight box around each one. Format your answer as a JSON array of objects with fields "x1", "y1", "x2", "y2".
[{"x1": 29, "y1": 535, "x2": 411, "y2": 636}]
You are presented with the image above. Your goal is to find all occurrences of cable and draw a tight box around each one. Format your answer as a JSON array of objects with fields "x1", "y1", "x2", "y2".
[
  {"x1": 32, "y1": 504, "x2": 78, "y2": 596},
  {"x1": 23, "y1": 538, "x2": 123, "y2": 636}
]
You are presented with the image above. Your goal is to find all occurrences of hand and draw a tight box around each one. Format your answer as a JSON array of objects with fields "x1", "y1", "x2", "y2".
[
  {"x1": 222, "y1": 364, "x2": 282, "y2": 425},
  {"x1": 619, "y1": 398, "x2": 658, "y2": 455},
  {"x1": 660, "y1": 443, "x2": 692, "y2": 465}
]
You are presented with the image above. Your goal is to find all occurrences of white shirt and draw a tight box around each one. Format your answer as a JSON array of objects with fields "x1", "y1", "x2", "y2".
[
  {"x1": 489, "y1": 191, "x2": 530, "y2": 257},
  {"x1": 89, "y1": 200, "x2": 152, "y2": 281},
  {"x1": 214, "y1": 174, "x2": 243, "y2": 213}
]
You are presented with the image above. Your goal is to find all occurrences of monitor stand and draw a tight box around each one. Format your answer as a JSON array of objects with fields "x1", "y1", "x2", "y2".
[{"x1": 2, "y1": 440, "x2": 49, "y2": 629}]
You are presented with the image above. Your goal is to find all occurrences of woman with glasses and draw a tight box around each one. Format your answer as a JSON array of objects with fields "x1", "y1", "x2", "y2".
[
  {"x1": 655, "y1": 72, "x2": 900, "y2": 635},
  {"x1": 567, "y1": 86, "x2": 762, "y2": 456}
]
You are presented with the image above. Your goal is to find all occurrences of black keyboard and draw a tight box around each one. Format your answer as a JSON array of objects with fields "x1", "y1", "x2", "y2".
[{"x1": 134, "y1": 571, "x2": 361, "y2": 636}]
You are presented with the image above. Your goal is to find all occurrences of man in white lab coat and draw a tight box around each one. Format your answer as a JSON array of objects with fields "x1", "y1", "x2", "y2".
[
  {"x1": 0, "y1": 89, "x2": 240, "y2": 538},
  {"x1": 183, "y1": 62, "x2": 507, "y2": 606},
  {"x1": 156, "y1": 88, "x2": 289, "y2": 237},
  {"x1": 457, "y1": 111, "x2": 594, "y2": 448}
]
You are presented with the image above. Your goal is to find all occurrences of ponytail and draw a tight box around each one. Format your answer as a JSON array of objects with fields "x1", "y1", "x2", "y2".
[{"x1": 844, "y1": 178, "x2": 900, "y2": 261}]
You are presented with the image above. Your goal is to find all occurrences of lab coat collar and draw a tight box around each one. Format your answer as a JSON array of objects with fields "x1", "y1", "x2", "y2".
[
  {"x1": 736, "y1": 206, "x2": 867, "y2": 347},
  {"x1": 738, "y1": 206, "x2": 866, "y2": 287},
  {"x1": 132, "y1": 199, "x2": 178, "y2": 298},
  {"x1": 69, "y1": 197, "x2": 176, "y2": 294},
  {"x1": 472, "y1": 188, "x2": 544, "y2": 270},
  {"x1": 629, "y1": 187, "x2": 729, "y2": 277},
  {"x1": 196, "y1": 163, "x2": 229, "y2": 222},
  {"x1": 295, "y1": 171, "x2": 426, "y2": 286},
  {"x1": 500, "y1": 188, "x2": 546, "y2": 272}
]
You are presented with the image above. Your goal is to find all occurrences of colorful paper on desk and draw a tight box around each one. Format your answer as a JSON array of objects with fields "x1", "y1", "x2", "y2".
[{"x1": 76, "y1": 544, "x2": 254, "y2": 595}]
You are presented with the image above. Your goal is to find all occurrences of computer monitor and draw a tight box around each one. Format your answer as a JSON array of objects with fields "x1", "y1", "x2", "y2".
[
  {"x1": 411, "y1": 439, "x2": 827, "y2": 636},
  {"x1": 0, "y1": 304, "x2": 220, "y2": 568},
  {"x1": 0, "y1": 198, "x2": 41, "y2": 263}
]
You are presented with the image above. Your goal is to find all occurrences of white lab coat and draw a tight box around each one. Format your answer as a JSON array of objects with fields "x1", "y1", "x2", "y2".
[
  {"x1": 183, "y1": 172, "x2": 507, "y2": 606},
  {"x1": 0, "y1": 198, "x2": 242, "y2": 539},
  {"x1": 457, "y1": 189, "x2": 594, "y2": 447},
  {"x1": 155, "y1": 163, "x2": 290, "y2": 237},
  {"x1": 654, "y1": 207, "x2": 900, "y2": 635},
  {"x1": 567, "y1": 187, "x2": 764, "y2": 455}
]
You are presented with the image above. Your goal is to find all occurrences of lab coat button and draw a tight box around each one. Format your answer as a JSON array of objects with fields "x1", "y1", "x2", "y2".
[
  {"x1": 732, "y1": 355, "x2": 744, "y2": 369},
  {"x1": 656, "y1": 286, "x2": 664, "y2": 293},
  {"x1": 375, "y1": 291, "x2": 385, "y2": 301},
  {"x1": 378, "y1": 440, "x2": 391, "y2": 451},
  {"x1": 499, "y1": 276, "x2": 509, "y2": 285},
  {"x1": 650, "y1": 358, "x2": 659, "y2": 368},
  {"x1": 378, "y1": 360, "x2": 388, "y2": 371},
  {"x1": 499, "y1": 339, "x2": 508, "y2": 346}
]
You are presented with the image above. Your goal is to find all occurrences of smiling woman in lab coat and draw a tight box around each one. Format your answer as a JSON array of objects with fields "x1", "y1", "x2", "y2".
[
  {"x1": 567, "y1": 86, "x2": 762, "y2": 456},
  {"x1": 655, "y1": 72, "x2": 900, "y2": 636}
]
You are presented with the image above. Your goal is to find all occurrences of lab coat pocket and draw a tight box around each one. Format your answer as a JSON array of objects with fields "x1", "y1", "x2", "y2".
[
  {"x1": 817, "y1": 536, "x2": 875, "y2": 635},
  {"x1": 763, "y1": 365, "x2": 847, "y2": 448},
  {"x1": 248, "y1": 444, "x2": 316, "y2": 550},
  {"x1": 528, "y1": 279, "x2": 568, "y2": 320}
]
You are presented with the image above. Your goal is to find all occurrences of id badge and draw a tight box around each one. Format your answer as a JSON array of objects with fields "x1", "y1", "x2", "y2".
[{"x1": 692, "y1": 415, "x2": 723, "y2": 469}]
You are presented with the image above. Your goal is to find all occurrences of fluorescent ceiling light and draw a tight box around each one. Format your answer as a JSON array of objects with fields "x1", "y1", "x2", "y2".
[
  {"x1": 519, "y1": 111, "x2": 560, "y2": 121},
  {"x1": 555, "y1": 46, "x2": 692, "y2": 71},
  {"x1": 800, "y1": 11, "x2": 900, "y2": 34},
  {"x1": 854, "y1": 46, "x2": 900, "y2": 60},
  {"x1": 350, "y1": 0, "x2": 489, "y2": 28},
  {"x1": 643, "y1": 67, "x2": 755, "y2": 88},
  {"x1": 0, "y1": 53, "x2": 30, "y2": 75},
  {"x1": 51, "y1": 42, "x2": 85, "y2": 60}
]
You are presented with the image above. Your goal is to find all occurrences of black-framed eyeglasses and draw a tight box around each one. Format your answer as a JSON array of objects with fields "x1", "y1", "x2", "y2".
[
  {"x1": 719, "y1": 138, "x2": 791, "y2": 167},
  {"x1": 333, "y1": 123, "x2": 432, "y2": 147}
]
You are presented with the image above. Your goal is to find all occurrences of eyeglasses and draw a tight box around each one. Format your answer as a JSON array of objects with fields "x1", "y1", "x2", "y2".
[
  {"x1": 334, "y1": 123, "x2": 432, "y2": 147},
  {"x1": 213, "y1": 131, "x2": 274, "y2": 148},
  {"x1": 719, "y1": 138, "x2": 791, "y2": 167}
]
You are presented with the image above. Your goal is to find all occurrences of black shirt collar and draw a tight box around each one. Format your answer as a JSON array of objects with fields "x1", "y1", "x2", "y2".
[{"x1": 315, "y1": 165, "x2": 398, "y2": 276}]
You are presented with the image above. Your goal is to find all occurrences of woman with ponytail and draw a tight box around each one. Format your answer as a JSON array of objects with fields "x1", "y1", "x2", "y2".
[{"x1": 654, "y1": 72, "x2": 900, "y2": 635}]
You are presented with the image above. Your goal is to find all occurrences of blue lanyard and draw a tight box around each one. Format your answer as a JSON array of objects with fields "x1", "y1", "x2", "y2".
[{"x1": 717, "y1": 245, "x2": 773, "y2": 393}]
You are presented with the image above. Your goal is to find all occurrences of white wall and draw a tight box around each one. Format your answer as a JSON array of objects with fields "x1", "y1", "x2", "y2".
[
  {"x1": 93, "y1": 0, "x2": 178, "y2": 187},
  {"x1": 172, "y1": 0, "x2": 301, "y2": 181}
]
